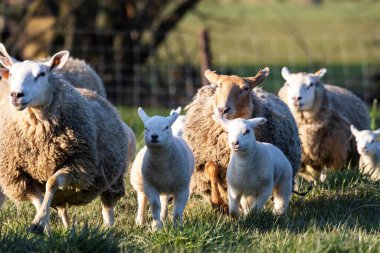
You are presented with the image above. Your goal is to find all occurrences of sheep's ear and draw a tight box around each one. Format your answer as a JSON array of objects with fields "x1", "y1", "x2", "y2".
[
  {"x1": 137, "y1": 107, "x2": 150, "y2": 123},
  {"x1": 0, "y1": 43, "x2": 14, "y2": 69},
  {"x1": 281, "y1": 66, "x2": 291, "y2": 81},
  {"x1": 46, "y1": 50, "x2": 69, "y2": 71},
  {"x1": 350, "y1": 125, "x2": 359, "y2": 137},
  {"x1": 247, "y1": 117, "x2": 267, "y2": 128},
  {"x1": 170, "y1": 107, "x2": 181, "y2": 116},
  {"x1": 244, "y1": 67, "x2": 270, "y2": 88},
  {"x1": 212, "y1": 114, "x2": 229, "y2": 130},
  {"x1": 205, "y1": 69, "x2": 219, "y2": 84},
  {"x1": 315, "y1": 68, "x2": 327, "y2": 80}
]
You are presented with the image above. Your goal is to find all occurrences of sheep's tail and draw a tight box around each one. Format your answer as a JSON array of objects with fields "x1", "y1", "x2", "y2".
[{"x1": 292, "y1": 182, "x2": 313, "y2": 196}]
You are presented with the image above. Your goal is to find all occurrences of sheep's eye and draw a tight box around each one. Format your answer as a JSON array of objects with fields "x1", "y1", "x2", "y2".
[
  {"x1": 242, "y1": 86, "x2": 250, "y2": 93},
  {"x1": 165, "y1": 126, "x2": 169, "y2": 130},
  {"x1": 243, "y1": 129, "x2": 250, "y2": 135},
  {"x1": 35, "y1": 72, "x2": 46, "y2": 80},
  {"x1": 309, "y1": 82, "x2": 314, "y2": 87},
  {"x1": 144, "y1": 127, "x2": 149, "y2": 131},
  {"x1": 370, "y1": 139, "x2": 375, "y2": 143}
]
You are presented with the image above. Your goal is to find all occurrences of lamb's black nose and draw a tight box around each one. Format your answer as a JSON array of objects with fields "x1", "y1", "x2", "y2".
[
  {"x1": 10, "y1": 92, "x2": 24, "y2": 99},
  {"x1": 151, "y1": 134, "x2": 158, "y2": 140}
]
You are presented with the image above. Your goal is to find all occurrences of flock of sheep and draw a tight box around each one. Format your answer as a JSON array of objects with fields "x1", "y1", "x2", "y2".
[{"x1": 0, "y1": 43, "x2": 379, "y2": 234}]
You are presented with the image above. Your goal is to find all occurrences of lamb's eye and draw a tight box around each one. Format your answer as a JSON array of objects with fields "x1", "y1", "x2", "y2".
[
  {"x1": 35, "y1": 72, "x2": 46, "y2": 80},
  {"x1": 370, "y1": 139, "x2": 374, "y2": 143},
  {"x1": 243, "y1": 129, "x2": 250, "y2": 135},
  {"x1": 144, "y1": 127, "x2": 149, "y2": 131},
  {"x1": 309, "y1": 82, "x2": 314, "y2": 87},
  {"x1": 165, "y1": 126, "x2": 169, "y2": 130},
  {"x1": 286, "y1": 83, "x2": 290, "y2": 87}
]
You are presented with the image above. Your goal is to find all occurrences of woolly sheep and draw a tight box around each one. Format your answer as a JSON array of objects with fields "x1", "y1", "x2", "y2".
[
  {"x1": 0, "y1": 44, "x2": 129, "y2": 234},
  {"x1": 130, "y1": 107, "x2": 194, "y2": 231},
  {"x1": 183, "y1": 68, "x2": 301, "y2": 211},
  {"x1": 351, "y1": 126, "x2": 380, "y2": 181},
  {"x1": 212, "y1": 115, "x2": 292, "y2": 216},
  {"x1": 278, "y1": 67, "x2": 370, "y2": 181}
]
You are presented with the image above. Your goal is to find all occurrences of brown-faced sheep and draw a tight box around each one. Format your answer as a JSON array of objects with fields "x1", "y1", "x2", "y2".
[
  {"x1": 183, "y1": 68, "x2": 301, "y2": 210},
  {"x1": 278, "y1": 67, "x2": 370, "y2": 181},
  {"x1": 0, "y1": 44, "x2": 129, "y2": 234}
]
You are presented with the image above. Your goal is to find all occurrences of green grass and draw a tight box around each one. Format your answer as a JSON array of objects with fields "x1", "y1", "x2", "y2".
[{"x1": 0, "y1": 107, "x2": 380, "y2": 252}]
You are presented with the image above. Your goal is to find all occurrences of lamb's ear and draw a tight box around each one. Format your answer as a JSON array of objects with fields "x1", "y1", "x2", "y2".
[
  {"x1": 168, "y1": 107, "x2": 181, "y2": 125},
  {"x1": 350, "y1": 125, "x2": 359, "y2": 137},
  {"x1": 46, "y1": 50, "x2": 69, "y2": 71},
  {"x1": 247, "y1": 117, "x2": 267, "y2": 128},
  {"x1": 244, "y1": 67, "x2": 270, "y2": 88},
  {"x1": 315, "y1": 68, "x2": 327, "y2": 80},
  {"x1": 205, "y1": 69, "x2": 219, "y2": 84},
  {"x1": 212, "y1": 114, "x2": 229, "y2": 130},
  {"x1": 170, "y1": 107, "x2": 181, "y2": 116},
  {"x1": 137, "y1": 107, "x2": 150, "y2": 123},
  {"x1": 281, "y1": 66, "x2": 291, "y2": 81},
  {"x1": 0, "y1": 43, "x2": 14, "y2": 69}
]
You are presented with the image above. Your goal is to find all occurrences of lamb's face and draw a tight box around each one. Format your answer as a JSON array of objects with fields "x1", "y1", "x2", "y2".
[
  {"x1": 212, "y1": 115, "x2": 267, "y2": 153},
  {"x1": 0, "y1": 44, "x2": 70, "y2": 111},
  {"x1": 7, "y1": 61, "x2": 51, "y2": 110},
  {"x1": 351, "y1": 126, "x2": 380, "y2": 156},
  {"x1": 204, "y1": 68, "x2": 269, "y2": 119},
  {"x1": 138, "y1": 107, "x2": 180, "y2": 148},
  {"x1": 281, "y1": 67, "x2": 326, "y2": 112}
]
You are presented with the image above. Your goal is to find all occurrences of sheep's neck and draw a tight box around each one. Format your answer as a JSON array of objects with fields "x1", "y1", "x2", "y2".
[
  {"x1": 147, "y1": 143, "x2": 176, "y2": 163},
  {"x1": 297, "y1": 88, "x2": 330, "y2": 124}
]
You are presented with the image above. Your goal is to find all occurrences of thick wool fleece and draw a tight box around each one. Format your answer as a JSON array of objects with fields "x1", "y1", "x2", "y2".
[
  {"x1": 0, "y1": 75, "x2": 128, "y2": 207},
  {"x1": 183, "y1": 86, "x2": 301, "y2": 202},
  {"x1": 278, "y1": 84, "x2": 370, "y2": 173}
]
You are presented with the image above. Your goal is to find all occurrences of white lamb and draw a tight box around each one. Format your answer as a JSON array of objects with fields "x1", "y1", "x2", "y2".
[
  {"x1": 130, "y1": 107, "x2": 194, "y2": 231},
  {"x1": 170, "y1": 108, "x2": 186, "y2": 137},
  {"x1": 212, "y1": 115, "x2": 293, "y2": 217},
  {"x1": 351, "y1": 125, "x2": 380, "y2": 181}
]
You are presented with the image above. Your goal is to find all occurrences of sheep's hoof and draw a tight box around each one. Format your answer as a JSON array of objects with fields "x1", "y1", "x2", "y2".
[
  {"x1": 28, "y1": 224, "x2": 44, "y2": 235},
  {"x1": 211, "y1": 202, "x2": 229, "y2": 214}
]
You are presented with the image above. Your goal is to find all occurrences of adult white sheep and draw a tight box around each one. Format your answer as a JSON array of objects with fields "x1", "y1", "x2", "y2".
[
  {"x1": 0, "y1": 44, "x2": 129, "y2": 234},
  {"x1": 130, "y1": 107, "x2": 194, "y2": 231},
  {"x1": 212, "y1": 115, "x2": 293, "y2": 217},
  {"x1": 351, "y1": 126, "x2": 380, "y2": 181},
  {"x1": 278, "y1": 67, "x2": 370, "y2": 181},
  {"x1": 183, "y1": 68, "x2": 301, "y2": 211}
]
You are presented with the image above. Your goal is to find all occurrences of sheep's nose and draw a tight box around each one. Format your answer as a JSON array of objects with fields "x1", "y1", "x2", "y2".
[
  {"x1": 151, "y1": 134, "x2": 158, "y2": 140},
  {"x1": 10, "y1": 92, "x2": 24, "y2": 99},
  {"x1": 218, "y1": 106, "x2": 230, "y2": 114},
  {"x1": 292, "y1": 96, "x2": 302, "y2": 102}
]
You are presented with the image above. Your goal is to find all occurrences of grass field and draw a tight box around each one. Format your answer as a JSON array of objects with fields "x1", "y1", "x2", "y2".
[{"x1": 0, "y1": 106, "x2": 379, "y2": 252}]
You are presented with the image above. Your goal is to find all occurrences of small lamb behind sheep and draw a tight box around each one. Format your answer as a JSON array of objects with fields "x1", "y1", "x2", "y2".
[
  {"x1": 351, "y1": 126, "x2": 380, "y2": 181},
  {"x1": 130, "y1": 107, "x2": 194, "y2": 231},
  {"x1": 278, "y1": 67, "x2": 370, "y2": 181},
  {"x1": 171, "y1": 112, "x2": 186, "y2": 137},
  {"x1": 213, "y1": 116, "x2": 292, "y2": 217},
  {"x1": 0, "y1": 44, "x2": 129, "y2": 234}
]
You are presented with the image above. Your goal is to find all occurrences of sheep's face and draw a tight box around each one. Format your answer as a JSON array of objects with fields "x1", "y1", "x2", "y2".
[
  {"x1": 205, "y1": 68, "x2": 270, "y2": 119},
  {"x1": 351, "y1": 126, "x2": 380, "y2": 156},
  {"x1": 281, "y1": 67, "x2": 326, "y2": 112},
  {"x1": 212, "y1": 115, "x2": 267, "y2": 153},
  {"x1": 0, "y1": 44, "x2": 69, "y2": 111},
  {"x1": 138, "y1": 107, "x2": 180, "y2": 148}
]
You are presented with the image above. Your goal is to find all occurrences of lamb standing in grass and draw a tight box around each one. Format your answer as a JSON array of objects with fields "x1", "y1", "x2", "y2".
[
  {"x1": 212, "y1": 115, "x2": 292, "y2": 217},
  {"x1": 130, "y1": 107, "x2": 194, "y2": 231},
  {"x1": 351, "y1": 126, "x2": 380, "y2": 181},
  {"x1": 0, "y1": 44, "x2": 129, "y2": 234},
  {"x1": 278, "y1": 67, "x2": 370, "y2": 181}
]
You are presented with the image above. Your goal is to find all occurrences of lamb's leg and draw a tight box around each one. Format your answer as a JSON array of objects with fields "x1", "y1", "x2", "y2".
[
  {"x1": 250, "y1": 186, "x2": 272, "y2": 213},
  {"x1": 228, "y1": 186, "x2": 241, "y2": 218},
  {"x1": 160, "y1": 194, "x2": 168, "y2": 222},
  {"x1": 30, "y1": 171, "x2": 70, "y2": 234},
  {"x1": 144, "y1": 185, "x2": 162, "y2": 231},
  {"x1": 57, "y1": 206, "x2": 69, "y2": 229},
  {"x1": 240, "y1": 195, "x2": 254, "y2": 217},
  {"x1": 172, "y1": 188, "x2": 190, "y2": 227},
  {"x1": 273, "y1": 180, "x2": 292, "y2": 215},
  {"x1": 205, "y1": 161, "x2": 228, "y2": 212},
  {"x1": 135, "y1": 191, "x2": 148, "y2": 226}
]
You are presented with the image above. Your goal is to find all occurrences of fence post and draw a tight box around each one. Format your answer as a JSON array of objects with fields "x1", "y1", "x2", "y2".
[{"x1": 200, "y1": 28, "x2": 211, "y2": 86}]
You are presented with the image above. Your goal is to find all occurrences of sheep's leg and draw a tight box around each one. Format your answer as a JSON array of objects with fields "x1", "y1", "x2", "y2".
[
  {"x1": 250, "y1": 186, "x2": 272, "y2": 213},
  {"x1": 144, "y1": 185, "x2": 162, "y2": 231},
  {"x1": 240, "y1": 195, "x2": 254, "y2": 217},
  {"x1": 319, "y1": 167, "x2": 328, "y2": 182},
  {"x1": 172, "y1": 188, "x2": 190, "y2": 227},
  {"x1": 27, "y1": 187, "x2": 51, "y2": 234},
  {"x1": 160, "y1": 194, "x2": 168, "y2": 222},
  {"x1": 228, "y1": 186, "x2": 241, "y2": 218},
  {"x1": 57, "y1": 206, "x2": 69, "y2": 229},
  {"x1": 30, "y1": 171, "x2": 69, "y2": 234},
  {"x1": 101, "y1": 204, "x2": 114, "y2": 227},
  {"x1": 100, "y1": 175, "x2": 125, "y2": 227},
  {"x1": 205, "y1": 161, "x2": 228, "y2": 212},
  {"x1": 273, "y1": 180, "x2": 292, "y2": 215},
  {"x1": 135, "y1": 191, "x2": 148, "y2": 226}
]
